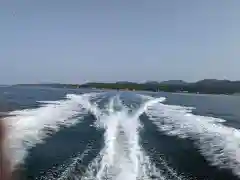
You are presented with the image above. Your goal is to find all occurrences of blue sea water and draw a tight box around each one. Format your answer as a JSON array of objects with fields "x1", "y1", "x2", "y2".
[{"x1": 1, "y1": 86, "x2": 240, "y2": 180}]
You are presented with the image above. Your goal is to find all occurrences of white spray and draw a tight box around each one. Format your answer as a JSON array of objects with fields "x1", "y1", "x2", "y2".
[
  {"x1": 4, "y1": 93, "x2": 100, "y2": 169},
  {"x1": 82, "y1": 95, "x2": 181, "y2": 180},
  {"x1": 143, "y1": 94, "x2": 240, "y2": 178}
]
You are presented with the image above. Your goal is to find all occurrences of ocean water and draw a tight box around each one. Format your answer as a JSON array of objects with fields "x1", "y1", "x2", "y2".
[{"x1": 1, "y1": 86, "x2": 240, "y2": 180}]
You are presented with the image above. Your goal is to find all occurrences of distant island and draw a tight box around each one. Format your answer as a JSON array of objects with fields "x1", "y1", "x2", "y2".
[{"x1": 14, "y1": 79, "x2": 240, "y2": 95}]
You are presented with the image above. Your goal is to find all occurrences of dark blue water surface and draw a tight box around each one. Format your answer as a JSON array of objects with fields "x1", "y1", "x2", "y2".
[{"x1": 1, "y1": 86, "x2": 240, "y2": 180}]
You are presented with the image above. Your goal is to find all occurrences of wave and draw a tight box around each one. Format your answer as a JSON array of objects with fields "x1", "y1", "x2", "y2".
[
  {"x1": 38, "y1": 94, "x2": 184, "y2": 180},
  {"x1": 142, "y1": 94, "x2": 240, "y2": 177},
  {"x1": 6, "y1": 91, "x2": 231, "y2": 179},
  {"x1": 80, "y1": 96, "x2": 183, "y2": 180},
  {"x1": 4, "y1": 93, "x2": 100, "y2": 169}
]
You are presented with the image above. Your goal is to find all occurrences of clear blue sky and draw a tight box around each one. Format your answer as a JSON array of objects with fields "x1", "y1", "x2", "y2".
[{"x1": 1, "y1": 0, "x2": 240, "y2": 84}]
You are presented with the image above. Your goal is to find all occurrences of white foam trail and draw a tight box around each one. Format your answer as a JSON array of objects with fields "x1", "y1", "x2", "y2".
[
  {"x1": 38, "y1": 144, "x2": 92, "y2": 180},
  {"x1": 81, "y1": 96, "x2": 183, "y2": 180},
  {"x1": 134, "y1": 97, "x2": 166, "y2": 119},
  {"x1": 3, "y1": 93, "x2": 99, "y2": 169},
  {"x1": 142, "y1": 95, "x2": 240, "y2": 177},
  {"x1": 58, "y1": 144, "x2": 93, "y2": 180}
]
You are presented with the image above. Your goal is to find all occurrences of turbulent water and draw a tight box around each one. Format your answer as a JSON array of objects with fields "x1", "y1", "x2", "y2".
[{"x1": 1, "y1": 87, "x2": 240, "y2": 180}]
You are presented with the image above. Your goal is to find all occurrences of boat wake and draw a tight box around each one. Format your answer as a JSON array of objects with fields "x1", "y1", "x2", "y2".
[
  {"x1": 142, "y1": 94, "x2": 240, "y2": 178},
  {"x1": 4, "y1": 92, "x2": 240, "y2": 179},
  {"x1": 4, "y1": 93, "x2": 101, "y2": 169}
]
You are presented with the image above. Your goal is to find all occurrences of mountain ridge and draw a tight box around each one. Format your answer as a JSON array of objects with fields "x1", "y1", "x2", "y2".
[{"x1": 13, "y1": 79, "x2": 240, "y2": 95}]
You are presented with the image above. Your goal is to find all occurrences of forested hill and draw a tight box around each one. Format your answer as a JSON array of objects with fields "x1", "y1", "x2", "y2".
[
  {"x1": 80, "y1": 79, "x2": 240, "y2": 94},
  {"x1": 14, "y1": 79, "x2": 240, "y2": 95}
]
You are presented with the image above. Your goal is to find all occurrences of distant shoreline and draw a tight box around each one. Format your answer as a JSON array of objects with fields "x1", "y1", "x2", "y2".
[{"x1": 11, "y1": 79, "x2": 240, "y2": 95}]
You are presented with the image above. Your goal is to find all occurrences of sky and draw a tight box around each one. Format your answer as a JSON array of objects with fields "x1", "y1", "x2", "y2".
[{"x1": 1, "y1": 0, "x2": 240, "y2": 84}]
